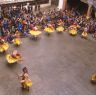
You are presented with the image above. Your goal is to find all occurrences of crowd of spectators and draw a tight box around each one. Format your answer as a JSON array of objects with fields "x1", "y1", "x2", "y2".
[{"x1": 0, "y1": 6, "x2": 96, "y2": 41}]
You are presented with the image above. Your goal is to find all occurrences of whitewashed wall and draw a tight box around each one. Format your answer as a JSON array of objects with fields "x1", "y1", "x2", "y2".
[{"x1": 58, "y1": 0, "x2": 64, "y2": 10}]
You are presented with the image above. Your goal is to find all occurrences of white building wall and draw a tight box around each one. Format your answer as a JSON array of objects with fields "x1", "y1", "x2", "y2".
[{"x1": 58, "y1": 0, "x2": 64, "y2": 10}]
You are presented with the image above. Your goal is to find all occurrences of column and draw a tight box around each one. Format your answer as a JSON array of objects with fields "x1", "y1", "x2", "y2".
[
  {"x1": 63, "y1": 0, "x2": 67, "y2": 10},
  {"x1": 58, "y1": 0, "x2": 64, "y2": 10},
  {"x1": 35, "y1": 3, "x2": 37, "y2": 11},
  {"x1": 58, "y1": 0, "x2": 67, "y2": 10},
  {"x1": 0, "y1": 5, "x2": 1, "y2": 19},
  {"x1": 87, "y1": 4, "x2": 92, "y2": 19},
  {"x1": 21, "y1": 4, "x2": 23, "y2": 10}
]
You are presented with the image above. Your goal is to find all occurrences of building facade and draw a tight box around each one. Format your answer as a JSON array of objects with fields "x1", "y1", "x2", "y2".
[{"x1": 56, "y1": 0, "x2": 96, "y2": 18}]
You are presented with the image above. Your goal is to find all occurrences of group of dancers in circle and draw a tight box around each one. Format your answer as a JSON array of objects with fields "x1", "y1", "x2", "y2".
[
  {"x1": 0, "y1": 8, "x2": 96, "y2": 90},
  {"x1": 0, "y1": 20, "x2": 96, "y2": 88},
  {"x1": 0, "y1": 18, "x2": 89, "y2": 56},
  {"x1": 0, "y1": 19, "x2": 96, "y2": 86}
]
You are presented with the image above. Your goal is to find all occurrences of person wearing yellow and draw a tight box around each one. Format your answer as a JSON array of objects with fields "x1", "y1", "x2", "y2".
[
  {"x1": 93, "y1": 32, "x2": 96, "y2": 39},
  {"x1": 0, "y1": 38, "x2": 9, "y2": 53},
  {"x1": 12, "y1": 38, "x2": 21, "y2": 46},
  {"x1": 81, "y1": 31, "x2": 88, "y2": 39},
  {"x1": 6, "y1": 50, "x2": 22, "y2": 64},
  {"x1": 44, "y1": 24, "x2": 54, "y2": 35},
  {"x1": 69, "y1": 24, "x2": 77, "y2": 36},
  {"x1": 56, "y1": 20, "x2": 64, "y2": 33},
  {"x1": 29, "y1": 26, "x2": 42, "y2": 40},
  {"x1": 81, "y1": 27, "x2": 88, "y2": 39},
  {"x1": 12, "y1": 30, "x2": 22, "y2": 46},
  {"x1": 19, "y1": 67, "x2": 32, "y2": 90},
  {"x1": 90, "y1": 74, "x2": 96, "y2": 84}
]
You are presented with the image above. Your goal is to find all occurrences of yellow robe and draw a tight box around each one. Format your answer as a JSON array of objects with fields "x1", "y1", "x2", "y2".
[
  {"x1": 24, "y1": 80, "x2": 33, "y2": 87},
  {"x1": 29, "y1": 30, "x2": 42, "y2": 37},
  {"x1": 13, "y1": 38, "x2": 21, "y2": 45},
  {"x1": 6, "y1": 54, "x2": 21, "y2": 64},
  {"x1": 69, "y1": 29, "x2": 77, "y2": 36},
  {"x1": 56, "y1": 26, "x2": 64, "y2": 32},
  {"x1": 44, "y1": 27, "x2": 54, "y2": 33},
  {"x1": 81, "y1": 32, "x2": 88, "y2": 38},
  {"x1": 0, "y1": 43, "x2": 9, "y2": 52}
]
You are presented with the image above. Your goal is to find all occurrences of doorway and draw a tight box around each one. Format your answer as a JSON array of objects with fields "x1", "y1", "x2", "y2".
[{"x1": 67, "y1": 0, "x2": 88, "y2": 15}]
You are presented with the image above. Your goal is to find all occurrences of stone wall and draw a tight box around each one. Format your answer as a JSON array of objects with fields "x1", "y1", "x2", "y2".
[{"x1": 51, "y1": 0, "x2": 59, "y2": 6}]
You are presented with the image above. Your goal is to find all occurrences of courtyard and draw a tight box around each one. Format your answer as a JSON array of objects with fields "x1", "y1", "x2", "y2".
[{"x1": 0, "y1": 32, "x2": 96, "y2": 95}]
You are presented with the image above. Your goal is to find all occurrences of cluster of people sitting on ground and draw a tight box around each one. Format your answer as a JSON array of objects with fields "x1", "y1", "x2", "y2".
[{"x1": 0, "y1": 7, "x2": 96, "y2": 41}]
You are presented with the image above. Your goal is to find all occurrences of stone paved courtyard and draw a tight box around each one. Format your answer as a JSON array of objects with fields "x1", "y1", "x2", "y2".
[{"x1": 0, "y1": 32, "x2": 96, "y2": 95}]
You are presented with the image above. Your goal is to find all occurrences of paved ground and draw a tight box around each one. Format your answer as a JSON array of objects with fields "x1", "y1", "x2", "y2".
[{"x1": 0, "y1": 31, "x2": 96, "y2": 95}]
